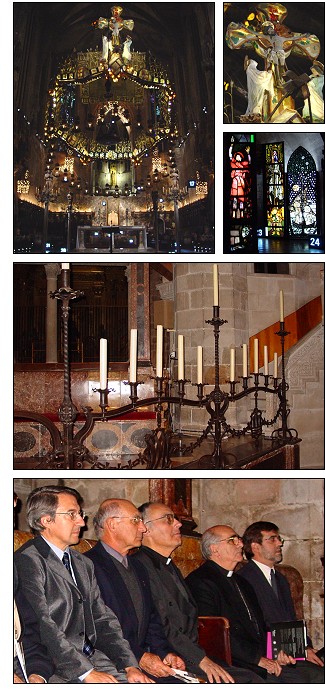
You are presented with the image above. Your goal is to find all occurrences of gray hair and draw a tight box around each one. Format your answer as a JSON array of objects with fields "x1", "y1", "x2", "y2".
[
  {"x1": 201, "y1": 527, "x2": 221, "y2": 560},
  {"x1": 26, "y1": 485, "x2": 82, "y2": 534},
  {"x1": 93, "y1": 499, "x2": 124, "y2": 538}
]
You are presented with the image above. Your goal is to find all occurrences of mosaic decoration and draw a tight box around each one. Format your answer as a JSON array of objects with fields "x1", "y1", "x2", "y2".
[
  {"x1": 287, "y1": 146, "x2": 317, "y2": 237},
  {"x1": 265, "y1": 142, "x2": 284, "y2": 236}
]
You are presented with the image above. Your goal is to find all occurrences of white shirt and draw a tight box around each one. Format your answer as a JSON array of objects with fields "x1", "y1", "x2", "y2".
[{"x1": 253, "y1": 559, "x2": 274, "y2": 586}]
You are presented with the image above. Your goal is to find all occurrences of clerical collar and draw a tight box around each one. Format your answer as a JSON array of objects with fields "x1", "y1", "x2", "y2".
[
  {"x1": 209, "y1": 559, "x2": 234, "y2": 577},
  {"x1": 141, "y1": 545, "x2": 171, "y2": 565}
]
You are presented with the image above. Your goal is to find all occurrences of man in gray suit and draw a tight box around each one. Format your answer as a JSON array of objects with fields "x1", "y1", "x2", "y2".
[
  {"x1": 14, "y1": 485, "x2": 153, "y2": 684},
  {"x1": 135, "y1": 501, "x2": 264, "y2": 683}
]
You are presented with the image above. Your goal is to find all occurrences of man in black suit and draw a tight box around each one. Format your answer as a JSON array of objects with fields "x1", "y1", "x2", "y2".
[
  {"x1": 186, "y1": 523, "x2": 323, "y2": 683},
  {"x1": 85, "y1": 498, "x2": 186, "y2": 683},
  {"x1": 135, "y1": 501, "x2": 264, "y2": 683},
  {"x1": 238, "y1": 520, "x2": 324, "y2": 678},
  {"x1": 14, "y1": 485, "x2": 152, "y2": 684}
]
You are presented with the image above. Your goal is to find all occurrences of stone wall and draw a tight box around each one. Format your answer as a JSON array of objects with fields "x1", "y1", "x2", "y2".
[{"x1": 14, "y1": 477, "x2": 324, "y2": 649}]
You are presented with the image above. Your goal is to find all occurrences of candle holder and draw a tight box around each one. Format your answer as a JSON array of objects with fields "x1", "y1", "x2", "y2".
[
  {"x1": 14, "y1": 279, "x2": 299, "y2": 470},
  {"x1": 92, "y1": 386, "x2": 116, "y2": 419}
]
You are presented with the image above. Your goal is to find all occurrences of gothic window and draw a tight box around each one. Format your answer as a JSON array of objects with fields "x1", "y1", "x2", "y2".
[
  {"x1": 265, "y1": 143, "x2": 284, "y2": 237},
  {"x1": 287, "y1": 146, "x2": 317, "y2": 238},
  {"x1": 228, "y1": 134, "x2": 254, "y2": 249}
]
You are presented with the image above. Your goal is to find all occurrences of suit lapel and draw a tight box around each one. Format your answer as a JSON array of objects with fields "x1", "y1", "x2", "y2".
[{"x1": 33, "y1": 536, "x2": 83, "y2": 592}]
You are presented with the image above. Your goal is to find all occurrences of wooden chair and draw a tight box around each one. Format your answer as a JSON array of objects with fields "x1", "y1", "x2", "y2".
[{"x1": 198, "y1": 616, "x2": 232, "y2": 665}]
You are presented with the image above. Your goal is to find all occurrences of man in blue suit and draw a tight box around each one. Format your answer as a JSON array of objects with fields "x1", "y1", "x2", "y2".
[
  {"x1": 85, "y1": 498, "x2": 186, "y2": 682},
  {"x1": 238, "y1": 520, "x2": 324, "y2": 679}
]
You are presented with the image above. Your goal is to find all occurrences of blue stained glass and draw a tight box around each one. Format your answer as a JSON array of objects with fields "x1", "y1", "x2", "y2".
[{"x1": 287, "y1": 147, "x2": 317, "y2": 238}]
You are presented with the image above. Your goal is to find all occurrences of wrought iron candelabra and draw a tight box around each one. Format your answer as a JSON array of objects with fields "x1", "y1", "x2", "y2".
[{"x1": 14, "y1": 270, "x2": 298, "y2": 470}]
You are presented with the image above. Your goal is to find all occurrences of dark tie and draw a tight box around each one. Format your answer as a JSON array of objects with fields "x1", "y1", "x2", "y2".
[
  {"x1": 270, "y1": 569, "x2": 279, "y2": 598},
  {"x1": 62, "y1": 552, "x2": 94, "y2": 657},
  {"x1": 62, "y1": 552, "x2": 73, "y2": 577}
]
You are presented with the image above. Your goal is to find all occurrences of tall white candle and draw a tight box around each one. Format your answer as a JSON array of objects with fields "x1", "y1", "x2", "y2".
[
  {"x1": 242, "y1": 343, "x2": 248, "y2": 377},
  {"x1": 254, "y1": 338, "x2": 259, "y2": 374},
  {"x1": 62, "y1": 263, "x2": 70, "y2": 270},
  {"x1": 279, "y1": 290, "x2": 284, "y2": 322},
  {"x1": 99, "y1": 338, "x2": 107, "y2": 390},
  {"x1": 230, "y1": 347, "x2": 235, "y2": 382},
  {"x1": 129, "y1": 329, "x2": 138, "y2": 383},
  {"x1": 197, "y1": 346, "x2": 203, "y2": 384},
  {"x1": 178, "y1": 335, "x2": 184, "y2": 380},
  {"x1": 213, "y1": 264, "x2": 219, "y2": 306},
  {"x1": 264, "y1": 345, "x2": 269, "y2": 375},
  {"x1": 273, "y1": 352, "x2": 278, "y2": 378},
  {"x1": 156, "y1": 325, "x2": 163, "y2": 377}
]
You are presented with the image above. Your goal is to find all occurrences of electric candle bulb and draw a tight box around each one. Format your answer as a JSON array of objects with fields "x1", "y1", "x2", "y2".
[
  {"x1": 264, "y1": 346, "x2": 269, "y2": 376},
  {"x1": 129, "y1": 329, "x2": 138, "y2": 383},
  {"x1": 62, "y1": 263, "x2": 70, "y2": 270},
  {"x1": 178, "y1": 335, "x2": 184, "y2": 380},
  {"x1": 242, "y1": 343, "x2": 248, "y2": 378},
  {"x1": 197, "y1": 346, "x2": 203, "y2": 384},
  {"x1": 280, "y1": 290, "x2": 284, "y2": 322},
  {"x1": 230, "y1": 348, "x2": 235, "y2": 382},
  {"x1": 156, "y1": 325, "x2": 163, "y2": 378},
  {"x1": 213, "y1": 264, "x2": 219, "y2": 306},
  {"x1": 273, "y1": 352, "x2": 278, "y2": 379},
  {"x1": 254, "y1": 338, "x2": 259, "y2": 374},
  {"x1": 99, "y1": 339, "x2": 107, "y2": 390}
]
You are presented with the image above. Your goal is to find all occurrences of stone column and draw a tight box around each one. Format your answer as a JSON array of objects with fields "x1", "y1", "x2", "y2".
[
  {"x1": 44, "y1": 264, "x2": 60, "y2": 363},
  {"x1": 127, "y1": 263, "x2": 151, "y2": 365}
]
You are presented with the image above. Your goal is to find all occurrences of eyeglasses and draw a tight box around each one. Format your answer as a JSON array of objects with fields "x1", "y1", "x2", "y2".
[
  {"x1": 218, "y1": 534, "x2": 243, "y2": 545},
  {"x1": 263, "y1": 535, "x2": 284, "y2": 545},
  {"x1": 55, "y1": 510, "x2": 86, "y2": 521},
  {"x1": 144, "y1": 513, "x2": 176, "y2": 525},
  {"x1": 111, "y1": 515, "x2": 144, "y2": 525}
]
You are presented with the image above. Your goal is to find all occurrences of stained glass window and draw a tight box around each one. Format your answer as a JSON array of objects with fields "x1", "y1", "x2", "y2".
[
  {"x1": 265, "y1": 143, "x2": 284, "y2": 237},
  {"x1": 287, "y1": 146, "x2": 317, "y2": 238},
  {"x1": 228, "y1": 134, "x2": 254, "y2": 249}
]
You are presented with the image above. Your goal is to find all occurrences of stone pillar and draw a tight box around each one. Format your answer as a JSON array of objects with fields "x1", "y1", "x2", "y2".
[
  {"x1": 128, "y1": 264, "x2": 151, "y2": 365},
  {"x1": 44, "y1": 264, "x2": 60, "y2": 363}
]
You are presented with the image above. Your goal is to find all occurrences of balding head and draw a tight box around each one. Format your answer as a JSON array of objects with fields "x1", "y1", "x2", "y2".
[
  {"x1": 93, "y1": 498, "x2": 146, "y2": 555},
  {"x1": 201, "y1": 525, "x2": 243, "y2": 571}
]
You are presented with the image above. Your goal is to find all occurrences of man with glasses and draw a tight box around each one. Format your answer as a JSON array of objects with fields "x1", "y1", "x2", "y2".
[
  {"x1": 238, "y1": 520, "x2": 324, "y2": 678},
  {"x1": 84, "y1": 498, "x2": 186, "y2": 683},
  {"x1": 187, "y1": 523, "x2": 323, "y2": 683},
  {"x1": 14, "y1": 485, "x2": 151, "y2": 684},
  {"x1": 134, "y1": 502, "x2": 264, "y2": 683}
]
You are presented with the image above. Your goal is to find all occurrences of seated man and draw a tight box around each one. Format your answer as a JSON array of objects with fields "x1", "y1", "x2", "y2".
[
  {"x1": 84, "y1": 497, "x2": 186, "y2": 683},
  {"x1": 135, "y1": 501, "x2": 264, "y2": 683},
  {"x1": 238, "y1": 520, "x2": 324, "y2": 679},
  {"x1": 14, "y1": 492, "x2": 54, "y2": 684},
  {"x1": 14, "y1": 485, "x2": 152, "y2": 684},
  {"x1": 186, "y1": 524, "x2": 323, "y2": 683}
]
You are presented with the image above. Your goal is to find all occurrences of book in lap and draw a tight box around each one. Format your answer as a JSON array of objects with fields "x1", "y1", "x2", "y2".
[{"x1": 267, "y1": 620, "x2": 307, "y2": 660}]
